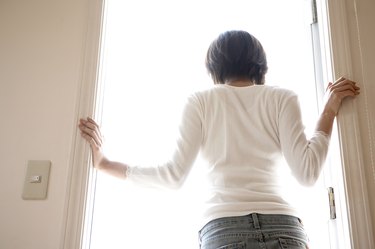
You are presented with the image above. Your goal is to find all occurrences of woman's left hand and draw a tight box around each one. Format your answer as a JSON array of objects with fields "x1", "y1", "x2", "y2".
[
  {"x1": 78, "y1": 117, "x2": 106, "y2": 169},
  {"x1": 323, "y1": 77, "x2": 360, "y2": 116}
]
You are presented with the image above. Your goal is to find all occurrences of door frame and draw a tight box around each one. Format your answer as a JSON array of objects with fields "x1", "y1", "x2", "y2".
[
  {"x1": 59, "y1": 0, "x2": 105, "y2": 248},
  {"x1": 60, "y1": 0, "x2": 374, "y2": 248},
  {"x1": 318, "y1": 0, "x2": 374, "y2": 248}
]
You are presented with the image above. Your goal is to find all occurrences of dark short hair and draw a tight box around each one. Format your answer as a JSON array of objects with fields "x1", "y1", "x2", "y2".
[{"x1": 205, "y1": 30, "x2": 268, "y2": 85}]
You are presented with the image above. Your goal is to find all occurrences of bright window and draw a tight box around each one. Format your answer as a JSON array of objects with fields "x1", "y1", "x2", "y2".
[{"x1": 88, "y1": 0, "x2": 330, "y2": 248}]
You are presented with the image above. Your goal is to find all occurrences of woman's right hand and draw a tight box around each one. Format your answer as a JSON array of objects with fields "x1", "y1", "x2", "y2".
[{"x1": 78, "y1": 117, "x2": 106, "y2": 169}]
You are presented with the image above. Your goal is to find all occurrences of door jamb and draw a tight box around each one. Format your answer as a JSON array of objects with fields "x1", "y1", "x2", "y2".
[
  {"x1": 319, "y1": 0, "x2": 375, "y2": 248},
  {"x1": 60, "y1": 0, "x2": 375, "y2": 248},
  {"x1": 60, "y1": 0, "x2": 105, "y2": 248}
]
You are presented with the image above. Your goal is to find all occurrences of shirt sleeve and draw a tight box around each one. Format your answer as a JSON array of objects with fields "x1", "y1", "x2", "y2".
[
  {"x1": 278, "y1": 91, "x2": 330, "y2": 186},
  {"x1": 126, "y1": 94, "x2": 203, "y2": 189}
]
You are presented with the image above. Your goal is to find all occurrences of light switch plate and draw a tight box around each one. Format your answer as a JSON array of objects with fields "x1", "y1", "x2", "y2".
[{"x1": 22, "y1": 160, "x2": 51, "y2": 200}]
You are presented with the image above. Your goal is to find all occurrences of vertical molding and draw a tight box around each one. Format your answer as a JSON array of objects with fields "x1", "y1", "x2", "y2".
[
  {"x1": 325, "y1": 0, "x2": 375, "y2": 248},
  {"x1": 60, "y1": 0, "x2": 105, "y2": 248}
]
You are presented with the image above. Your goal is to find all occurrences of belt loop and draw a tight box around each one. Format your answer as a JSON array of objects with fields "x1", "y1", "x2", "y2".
[
  {"x1": 198, "y1": 232, "x2": 201, "y2": 249},
  {"x1": 251, "y1": 213, "x2": 260, "y2": 229}
]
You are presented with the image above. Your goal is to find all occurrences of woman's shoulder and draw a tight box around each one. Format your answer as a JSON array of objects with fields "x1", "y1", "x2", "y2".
[{"x1": 189, "y1": 85, "x2": 222, "y2": 99}]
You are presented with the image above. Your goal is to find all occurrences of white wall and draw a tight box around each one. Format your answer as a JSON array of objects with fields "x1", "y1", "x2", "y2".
[
  {"x1": 0, "y1": 0, "x2": 88, "y2": 248},
  {"x1": 345, "y1": 0, "x2": 375, "y2": 241},
  {"x1": 0, "y1": 0, "x2": 373, "y2": 248}
]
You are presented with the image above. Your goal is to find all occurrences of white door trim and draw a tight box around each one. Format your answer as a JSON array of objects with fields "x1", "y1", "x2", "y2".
[
  {"x1": 323, "y1": 0, "x2": 374, "y2": 248},
  {"x1": 60, "y1": 0, "x2": 105, "y2": 248}
]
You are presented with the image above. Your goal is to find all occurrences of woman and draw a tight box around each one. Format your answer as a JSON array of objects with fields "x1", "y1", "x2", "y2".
[{"x1": 79, "y1": 30, "x2": 360, "y2": 249}]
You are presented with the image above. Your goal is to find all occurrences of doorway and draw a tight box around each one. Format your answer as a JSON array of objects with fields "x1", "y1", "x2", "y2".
[{"x1": 86, "y1": 0, "x2": 339, "y2": 248}]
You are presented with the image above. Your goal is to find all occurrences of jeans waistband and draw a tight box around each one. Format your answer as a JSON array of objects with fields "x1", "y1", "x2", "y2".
[{"x1": 199, "y1": 213, "x2": 303, "y2": 238}]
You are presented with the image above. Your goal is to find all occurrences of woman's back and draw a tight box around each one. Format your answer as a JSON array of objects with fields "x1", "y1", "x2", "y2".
[{"x1": 194, "y1": 84, "x2": 329, "y2": 226}]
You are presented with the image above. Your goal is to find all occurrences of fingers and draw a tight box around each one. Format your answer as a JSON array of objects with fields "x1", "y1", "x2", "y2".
[
  {"x1": 328, "y1": 77, "x2": 360, "y2": 97},
  {"x1": 87, "y1": 117, "x2": 100, "y2": 129},
  {"x1": 79, "y1": 120, "x2": 102, "y2": 143},
  {"x1": 81, "y1": 131, "x2": 100, "y2": 149},
  {"x1": 334, "y1": 76, "x2": 346, "y2": 84},
  {"x1": 81, "y1": 118, "x2": 100, "y2": 134},
  {"x1": 323, "y1": 77, "x2": 360, "y2": 115},
  {"x1": 331, "y1": 83, "x2": 359, "y2": 95},
  {"x1": 331, "y1": 77, "x2": 357, "y2": 88},
  {"x1": 78, "y1": 117, "x2": 103, "y2": 149},
  {"x1": 326, "y1": 82, "x2": 333, "y2": 91}
]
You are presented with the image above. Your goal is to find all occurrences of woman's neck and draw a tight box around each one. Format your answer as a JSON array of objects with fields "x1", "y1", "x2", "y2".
[{"x1": 225, "y1": 80, "x2": 254, "y2": 87}]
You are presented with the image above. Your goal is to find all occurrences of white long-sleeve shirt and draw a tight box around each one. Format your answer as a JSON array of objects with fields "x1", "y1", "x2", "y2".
[{"x1": 127, "y1": 84, "x2": 329, "y2": 227}]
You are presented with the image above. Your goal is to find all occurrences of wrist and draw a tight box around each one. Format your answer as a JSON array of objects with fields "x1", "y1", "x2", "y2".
[
  {"x1": 97, "y1": 156, "x2": 110, "y2": 170},
  {"x1": 321, "y1": 107, "x2": 336, "y2": 119}
]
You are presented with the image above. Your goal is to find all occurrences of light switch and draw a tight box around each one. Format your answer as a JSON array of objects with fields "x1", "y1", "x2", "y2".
[
  {"x1": 22, "y1": 160, "x2": 51, "y2": 200},
  {"x1": 29, "y1": 175, "x2": 42, "y2": 183}
]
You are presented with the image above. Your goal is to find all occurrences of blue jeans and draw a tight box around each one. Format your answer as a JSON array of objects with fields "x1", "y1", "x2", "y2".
[{"x1": 199, "y1": 213, "x2": 309, "y2": 249}]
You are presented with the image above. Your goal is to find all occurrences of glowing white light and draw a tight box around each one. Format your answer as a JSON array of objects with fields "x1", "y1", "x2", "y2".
[{"x1": 89, "y1": 1, "x2": 330, "y2": 249}]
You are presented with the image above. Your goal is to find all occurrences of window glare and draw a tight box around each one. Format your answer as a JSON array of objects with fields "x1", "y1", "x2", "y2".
[{"x1": 89, "y1": 1, "x2": 329, "y2": 249}]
